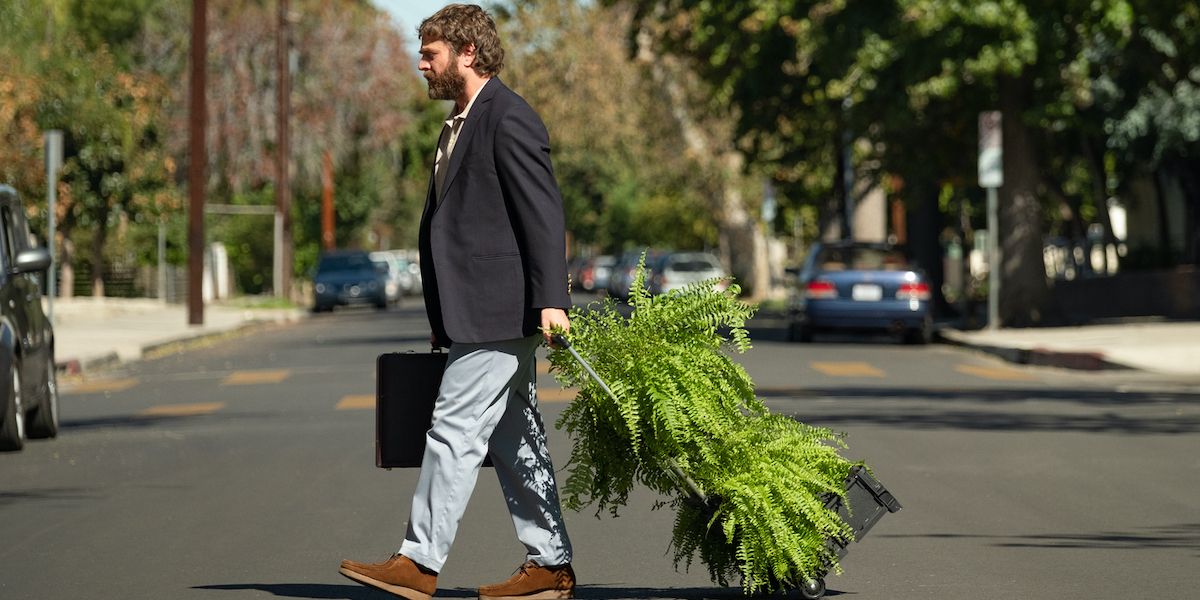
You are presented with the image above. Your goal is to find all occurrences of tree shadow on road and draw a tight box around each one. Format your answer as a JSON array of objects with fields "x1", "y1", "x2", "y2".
[
  {"x1": 0, "y1": 487, "x2": 98, "y2": 506},
  {"x1": 194, "y1": 584, "x2": 390, "y2": 599},
  {"x1": 194, "y1": 584, "x2": 845, "y2": 599},
  {"x1": 878, "y1": 522, "x2": 1200, "y2": 556},
  {"x1": 761, "y1": 386, "x2": 1200, "y2": 434},
  {"x1": 759, "y1": 386, "x2": 1200, "y2": 406}
]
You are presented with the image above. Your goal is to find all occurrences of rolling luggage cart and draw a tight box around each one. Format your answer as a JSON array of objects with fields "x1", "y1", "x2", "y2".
[{"x1": 552, "y1": 335, "x2": 902, "y2": 599}]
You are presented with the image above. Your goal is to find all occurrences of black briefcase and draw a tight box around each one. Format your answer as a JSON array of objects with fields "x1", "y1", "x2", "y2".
[
  {"x1": 376, "y1": 351, "x2": 447, "y2": 468},
  {"x1": 374, "y1": 351, "x2": 493, "y2": 468}
]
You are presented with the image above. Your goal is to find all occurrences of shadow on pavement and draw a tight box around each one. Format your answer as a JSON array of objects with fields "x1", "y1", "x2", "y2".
[
  {"x1": 59, "y1": 414, "x2": 197, "y2": 431},
  {"x1": 194, "y1": 584, "x2": 388, "y2": 599},
  {"x1": 759, "y1": 386, "x2": 1200, "y2": 406},
  {"x1": 194, "y1": 584, "x2": 844, "y2": 599},
  {"x1": 879, "y1": 522, "x2": 1200, "y2": 555},
  {"x1": 762, "y1": 385, "x2": 1200, "y2": 434},
  {"x1": 312, "y1": 334, "x2": 434, "y2": 348},
  {"x1": 0, "y1": 487, "x2": 99, "y2": 506},
  {"x1": 59, "y1": 411, "x2": 281, "y2": 432},
  {"x1": 576, "y1": 587, "x2": 845, "y2": 599}
]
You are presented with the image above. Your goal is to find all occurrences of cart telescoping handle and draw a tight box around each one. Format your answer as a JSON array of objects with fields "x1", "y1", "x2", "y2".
[{"x1": 549, "y1": 333, "x2": 710, "y2": 504}]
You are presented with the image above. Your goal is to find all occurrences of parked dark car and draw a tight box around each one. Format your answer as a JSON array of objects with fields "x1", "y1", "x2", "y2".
[
  {"x1": 787, "y1": 241, "x2": 932, "y2": 344},
  {"x1": 0, "y1": 186, "x2": 58, "y2": 452},
  {"x1": 312, "y1": 250, "x2": 389, "y2": 312},
  {"x1": 575, "y1": 254, "x2": 615, "y2": 293},
  {"x1": 606, "y1": 249, "x2": 667, "y2": 300}
]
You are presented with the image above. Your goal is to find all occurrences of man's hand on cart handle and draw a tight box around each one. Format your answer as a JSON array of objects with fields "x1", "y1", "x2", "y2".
[
  {"x1": 550, "y1": 332, "x2": 571, "y2": 349},
  {"x1": 540, "y1": 308, "x2": 570, "y2": 348}
]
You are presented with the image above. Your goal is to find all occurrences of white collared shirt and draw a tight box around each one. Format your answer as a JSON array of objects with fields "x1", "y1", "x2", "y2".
[{"x1": 434, "y1": 78, "x2": 491, "y2": 202}]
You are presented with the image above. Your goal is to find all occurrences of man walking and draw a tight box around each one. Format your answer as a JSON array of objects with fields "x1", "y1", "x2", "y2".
[{"x1": 339, "y1": 4, "x2": 576, "y2": 600}]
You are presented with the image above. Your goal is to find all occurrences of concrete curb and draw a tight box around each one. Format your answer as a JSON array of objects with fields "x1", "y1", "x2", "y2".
[
  {"x1": 58, "y1": 353, "x2": 121, "y2": 376},
  {"x1": 939, "y1": 329, "x2": 1134, "y2": 371},
  {"x1": 55, "y1": 310, "x2": 309, "y2": 376}
]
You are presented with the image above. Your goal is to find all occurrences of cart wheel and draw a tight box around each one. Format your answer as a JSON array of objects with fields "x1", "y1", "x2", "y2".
[{"x1": 798, "y1": 578, "x2": 826, "y2": 600}]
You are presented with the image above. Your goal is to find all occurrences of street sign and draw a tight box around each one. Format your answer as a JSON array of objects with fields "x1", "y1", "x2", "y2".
[{"x1": 978, "y1": 111, "x2": 1003, "y2": 188}]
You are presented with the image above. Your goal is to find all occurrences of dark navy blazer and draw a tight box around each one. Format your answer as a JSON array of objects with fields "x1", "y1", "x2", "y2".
[{"x1": 418, "y1": 78, "x2": 571, "y2": 346}]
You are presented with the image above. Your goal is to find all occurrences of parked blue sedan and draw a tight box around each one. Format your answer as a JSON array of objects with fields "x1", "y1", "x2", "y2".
[{"x1": 787, "y1": 242, "x2": 932, "y2": 344}]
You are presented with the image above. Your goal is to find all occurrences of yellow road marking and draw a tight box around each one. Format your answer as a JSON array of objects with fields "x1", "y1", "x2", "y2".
[
  {"x1": 140, "y1": 402, "x2": 225, "y2": 417},
  {"x1": 955, "y1": 364, "x2": 1036, "y2": 381},
  {"x1": 62, "y1": 378, "x2": 139, "y2": 394},
  {"x1": 538, "y1": 387, "x2": 578, "y2": 402},
  {"x1": 222, "y1": 370, "x2": 291, "y2": 386},
  {"x1": 337, "y1": 395, "x2": 376, "y2": 410},
  {"x1": 810, "y1": 362, "x2": 885, "y2": 377}
]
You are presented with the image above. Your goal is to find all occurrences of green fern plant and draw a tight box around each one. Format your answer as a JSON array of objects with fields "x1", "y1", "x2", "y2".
[{"x1": 549, "y1": 258, "x2": 857, "y2": 593}]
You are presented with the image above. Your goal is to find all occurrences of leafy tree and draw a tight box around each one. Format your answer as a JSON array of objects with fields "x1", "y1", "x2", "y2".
[
  {"x1": 499, "y1": 0, "x2": 720, "y2": 256},
  {"x1": 623, "y1": 0, "x2": 1200, "y2": 325},
  {"x1": 136, "y1": 0, "x2": 426, "y2": 290},
  {"x1": 0, "y1": 0, "x2": 176, "y2": 297}
]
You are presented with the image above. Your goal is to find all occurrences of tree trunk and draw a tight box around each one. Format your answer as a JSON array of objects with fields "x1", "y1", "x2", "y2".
[
  {"x1": 998, "y1": 76, "x2": 1053, "y2": 326},
  {"x1": 1169, "y1": 157, "x2": 1200, "y2": 264},
  {"x1": 59, "y1": 235, "x2": 74, "y2": 299},
  {"x1": 1082, "y1": 135, "x2": 1117, "y2": 272},
  {"x1": 91, "y1": 212, "x2": 107, "y2": 298},
  {"x1": 635, "y1": 26, "x2": 771, "y2": 299},
  {"x1": 907, "y1": 181, "x2": 949, "y2": 315}
]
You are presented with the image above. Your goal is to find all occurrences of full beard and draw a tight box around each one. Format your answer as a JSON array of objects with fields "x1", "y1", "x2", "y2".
[{"x1": 426, "y1": 66, "x2": 466, "y2": 101}]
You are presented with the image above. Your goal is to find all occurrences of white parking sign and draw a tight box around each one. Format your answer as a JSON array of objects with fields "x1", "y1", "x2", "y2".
[{"x1": 978, "y1": 111, "x2": 1003, "y2": 188}]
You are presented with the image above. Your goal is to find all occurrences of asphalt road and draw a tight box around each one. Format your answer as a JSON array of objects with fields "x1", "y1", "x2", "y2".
[{"x1": 1, "y1": 301, "x2": 1197, "y2": 600}]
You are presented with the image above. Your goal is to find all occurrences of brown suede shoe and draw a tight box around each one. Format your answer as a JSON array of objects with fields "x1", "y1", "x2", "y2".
[
  {"x1": 478, "y1": 561, "x2": 575, "y2": 600},
  {"x1": 339, "y1": 554, "x2": 437, "y2": 600}
]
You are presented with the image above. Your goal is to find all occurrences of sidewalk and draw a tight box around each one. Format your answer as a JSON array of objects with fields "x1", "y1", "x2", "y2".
[
  {"x1": 939, "y1": 319, "x2": 1200, "y2": 376},
  {"x1": 47, "y1": 297, "x2": 308, "y2": 374}
]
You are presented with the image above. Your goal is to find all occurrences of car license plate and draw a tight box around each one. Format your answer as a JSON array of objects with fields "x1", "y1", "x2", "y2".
[{"x1": 852, "y1": 284, "x2": 882, "y2": 301}]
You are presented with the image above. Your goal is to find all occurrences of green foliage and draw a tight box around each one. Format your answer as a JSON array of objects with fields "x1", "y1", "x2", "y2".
[
  {"x1": 500, "y1": 1, "x2": 720, "y2": 254},
  {"x1": 69, "y1": 0, "x2": 156, "y2": 62},
  {"x1": 549, "y1": 259, "x2": 855, "y2": 593}
]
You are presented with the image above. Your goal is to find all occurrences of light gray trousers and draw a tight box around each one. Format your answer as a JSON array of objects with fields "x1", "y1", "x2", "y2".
[{"x1": 399, "y1": 335, "x2": 573, "y2": 572}]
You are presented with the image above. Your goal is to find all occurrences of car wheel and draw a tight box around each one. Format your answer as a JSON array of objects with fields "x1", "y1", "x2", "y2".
[
  {"x1": 788, "y1": 321, "x2": 814, "y2": 343},
  {"x1": 0, "y1": 360, "x2": 25, "y2": 452},
  {"x1": 904, "y1": 318, "x2": 933, "y2": 345},
  {"x1": 26, "y1": 351, "x2": 59, "y2": 439}
]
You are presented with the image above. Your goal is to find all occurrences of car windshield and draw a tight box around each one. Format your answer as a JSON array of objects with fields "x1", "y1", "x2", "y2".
[
  {"x1": 816, "y1": 247, "x2": 908, "y2": 271},
  {"x1": 319, "y1": 254, "x2": 374, "y2": 272}
]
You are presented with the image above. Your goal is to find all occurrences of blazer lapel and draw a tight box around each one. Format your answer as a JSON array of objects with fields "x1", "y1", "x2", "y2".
[{"x1": 436, "y1": 78, "x2": 501, "y2": 207}]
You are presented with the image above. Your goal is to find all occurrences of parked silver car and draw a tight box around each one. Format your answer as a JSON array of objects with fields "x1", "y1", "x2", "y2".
[{"x1": 648, "y1": 251, "x2": 728, "y2": 295}]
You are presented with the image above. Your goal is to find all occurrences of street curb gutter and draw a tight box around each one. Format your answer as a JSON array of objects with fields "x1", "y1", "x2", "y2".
[
  {"x1": 58, "y1": 353, "x2": 121, "y2": 375},
  {"x1": 939, "y1": 330, "x2": 1134, "y2": 371},
  {"x1": 56, "y1": 310, "x2": 308, "y2": 376}
]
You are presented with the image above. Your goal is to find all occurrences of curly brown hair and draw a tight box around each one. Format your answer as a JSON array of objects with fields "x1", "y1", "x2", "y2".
[{"x1": 418, "y1": 4, "x2": 505, "y2": 77}]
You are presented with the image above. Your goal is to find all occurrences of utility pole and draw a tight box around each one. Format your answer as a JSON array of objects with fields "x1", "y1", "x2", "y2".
[
  {"x1": 44, "y1": 130, "x2": 62, "y2": 324},
  {"x1": 274, "y1": 0, "x2": 293, "y2": 299},
  {"x1": 187, "y1": 0, "x2": 207, "y2": 326},
  {"x1": 321, "y1": 150, "x2": 335, "y2": 250}
]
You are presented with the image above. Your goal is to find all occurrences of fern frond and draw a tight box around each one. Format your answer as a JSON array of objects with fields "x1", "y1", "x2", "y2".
[{"x1": 550, "y1": 261, "x2": 859, "y2": 594}]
